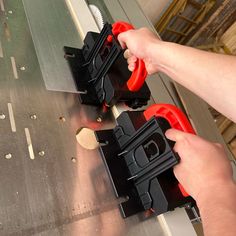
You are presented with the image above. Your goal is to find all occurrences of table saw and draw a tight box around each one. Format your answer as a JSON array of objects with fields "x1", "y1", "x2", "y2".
[{"x1": 1, "y1": 0, "x2": 233, "y2": 235}]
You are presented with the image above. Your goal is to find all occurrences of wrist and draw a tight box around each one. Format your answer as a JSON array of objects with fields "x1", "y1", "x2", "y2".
[
  {"x1": 146, "y1": 40, "x2": 171, "y2": 74},
  {"x1": 197, "y1": 180, "x2": 236, "y2": 211}
]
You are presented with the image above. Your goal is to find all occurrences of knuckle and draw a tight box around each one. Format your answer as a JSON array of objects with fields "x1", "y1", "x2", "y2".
[
  {"x1": 139, "y1": 27, "x2": 146, "y2": 31},
  {"x1": 181, "y1": 136, "x2": 191, "y2": 147},
  {"x1": 139, "y1": 27, "x2": 149, "y2": 34},
  {"x1": 214, "y1": 142, "x2": 223, "y2": 149}
]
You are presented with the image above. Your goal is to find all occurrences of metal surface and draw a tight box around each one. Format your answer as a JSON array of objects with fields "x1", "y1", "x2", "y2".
[
  {"x1": 0, "y1": 0, "x2": 165, "y2": 235},
  {"x1": 22, "y1": 0, "x2": 82, "y2": 93}
]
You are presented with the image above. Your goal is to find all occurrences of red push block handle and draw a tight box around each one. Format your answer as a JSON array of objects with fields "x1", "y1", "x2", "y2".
[
  {"x1": 111, "y1": 21, "x2": 148, "y2": 92},
  {"x1": 144, "y1": 104, "x2": 196, "y2": 197},
  {"x1": 143, "y1": 104, "x2": 195, "y2": 134}
]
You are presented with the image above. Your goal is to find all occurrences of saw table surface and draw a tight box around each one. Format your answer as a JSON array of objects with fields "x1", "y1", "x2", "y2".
[{"x1": 0, "y1": 0, "x2": 165, "y2": 235}]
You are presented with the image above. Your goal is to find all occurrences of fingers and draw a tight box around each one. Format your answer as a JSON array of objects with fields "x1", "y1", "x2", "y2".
[
  {"x1": 117, "y1": 32, "x2": 128, "y2": 49},
  {"x1": 127, "y1": 55, "x2": 137, "y2": 64},
  {"x1": 128, "y1": 63, "x2": 135, "y2": 72},
  {"x1": 124, "y1": 49, "x2": 132, "y2": 59},
  {"x1": 124, "y1": 50, "x2": 137, "y2": 63},
  {"x1": 127, "y1": 56, "x2": 137, "y2": 71},
  {"x1": 123, "y1": 49, "x2": 137, "y2": 72},
  {"x1": 165, "y1": 128, "x2": 188, "y2": 142}
]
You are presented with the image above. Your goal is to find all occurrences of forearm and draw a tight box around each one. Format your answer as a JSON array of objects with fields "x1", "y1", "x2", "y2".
[
  {"x1": 197, "y1": 181, "x2": 236, "y2": 236},
  {"x1": 151, "y1": 41, "x2": 236, "y2": 122}
]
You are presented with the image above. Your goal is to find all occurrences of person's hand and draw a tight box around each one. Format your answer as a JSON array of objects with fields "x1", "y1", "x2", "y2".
[
  {"x1": 165, "y1": 128, "x2": 234, "y2": 203},
  {"x1": 118, "y1": 28, "x2": 161, "y2": 74}
]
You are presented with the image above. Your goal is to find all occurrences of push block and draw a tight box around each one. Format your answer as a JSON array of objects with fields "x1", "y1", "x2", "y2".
[
  {"x1": 95, "y1": 104, "x2": 195, "y2": 218},
  {"x1": 64, "y1": 21, "x2": 150, "y2": 109}
]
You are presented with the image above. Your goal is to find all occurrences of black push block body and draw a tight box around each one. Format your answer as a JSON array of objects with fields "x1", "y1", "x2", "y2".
[
  {"x1": 95, "y1": 111, "x2": 194, "y2": 218},
  {"x1": 64, "y1": 23, "x2": 150, "y2": 109}
]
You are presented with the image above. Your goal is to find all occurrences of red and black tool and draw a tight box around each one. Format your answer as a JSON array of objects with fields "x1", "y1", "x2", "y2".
[
  {"x1": 95, "y1": 104, "x2": 195, "y2": 218},
  {"x1": 64, "y1": 21, "x2": 150, "y2": 109},
  {"x1": 144, "y1": 104, "x2": 196, "y2": 198},
  {"x1": 109, "y1": 21, "x2": 148, "y2": 92}
]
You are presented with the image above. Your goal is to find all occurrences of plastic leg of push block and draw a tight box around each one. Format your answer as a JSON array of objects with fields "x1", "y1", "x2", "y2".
[
  {"x1": 95, "y1": 129, "x2": 145, "y2": 218},
  {"x1": 64, "y1": 46, "x2": 100, "y2": 105}
]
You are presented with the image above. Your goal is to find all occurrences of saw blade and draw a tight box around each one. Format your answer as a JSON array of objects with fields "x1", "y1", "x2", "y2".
[{"x1": 89, "y1": 4, "x2": 104, "y2": 30}]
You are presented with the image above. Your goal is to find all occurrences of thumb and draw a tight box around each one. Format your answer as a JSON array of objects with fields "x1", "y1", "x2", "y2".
[
  {"x1": 165, "y1": 128, "x2": 188, "y2": 142},
  {"x1": 117, "y1": 32, "x2": 128, "y2": 49}
]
